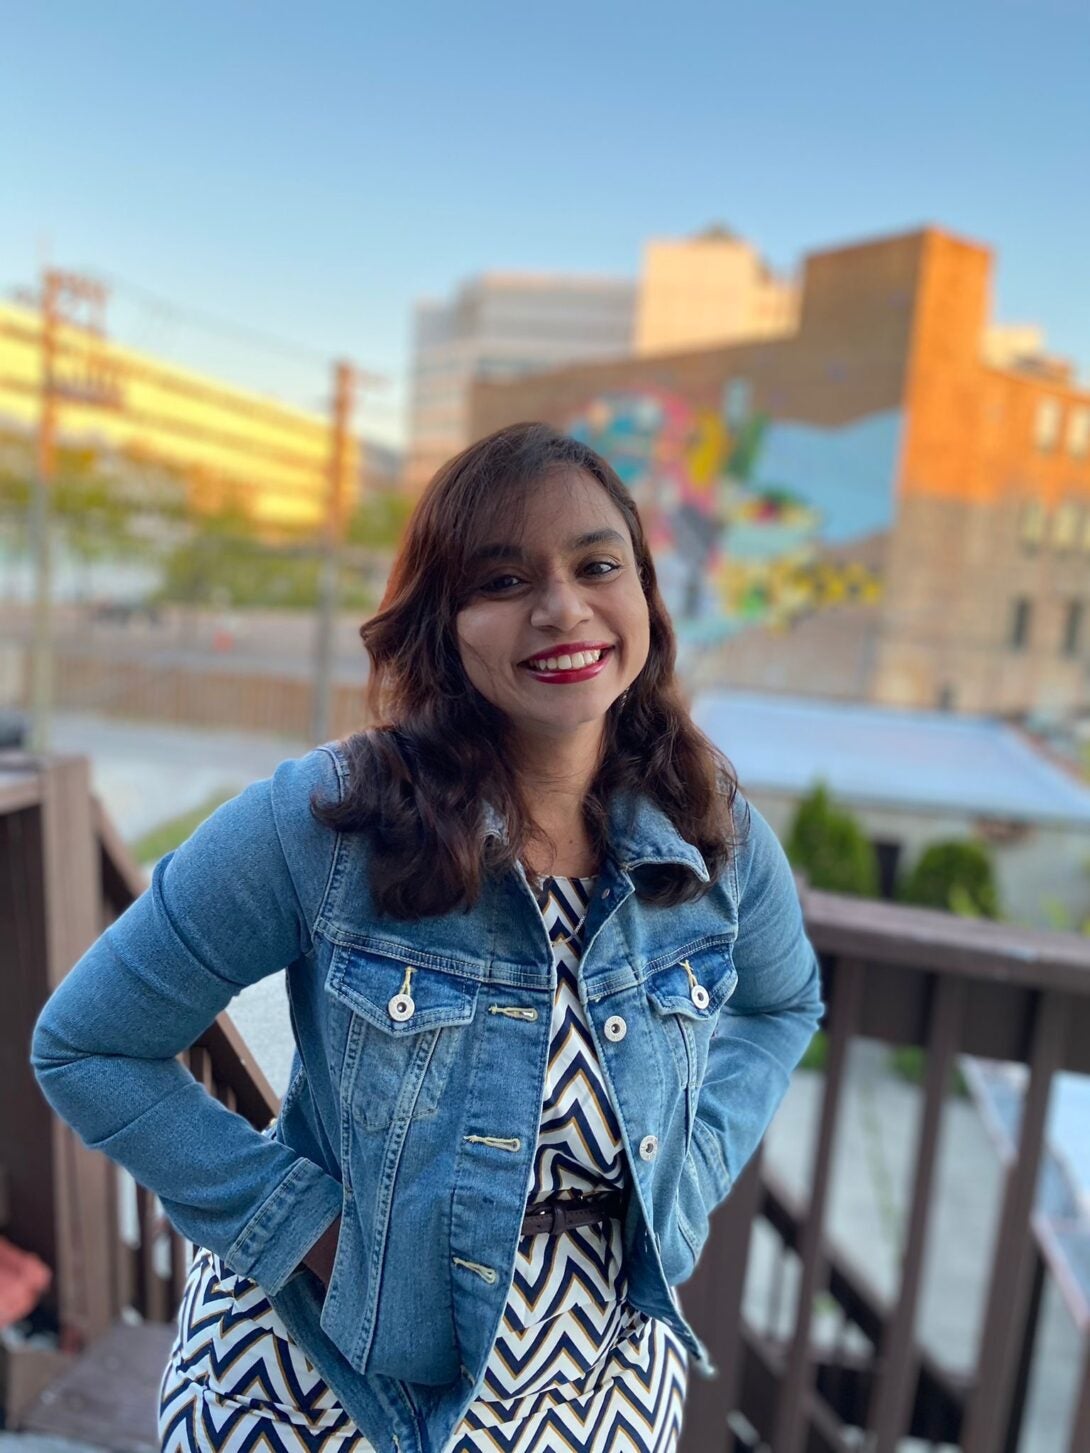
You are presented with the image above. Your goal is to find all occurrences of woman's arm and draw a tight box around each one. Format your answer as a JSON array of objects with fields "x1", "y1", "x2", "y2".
[
  {"x1": 30, "y1": 748, "x2": 344, "y2": 1296},
  {"x1": 689, "y1": 794, "x2": 824, "y2": 1207}
]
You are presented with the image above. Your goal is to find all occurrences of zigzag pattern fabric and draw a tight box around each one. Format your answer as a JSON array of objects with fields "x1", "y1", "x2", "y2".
[
  {"x1": 158, "y1": 1246, "x2": 372, "y2": 1451},
  {"x1": 456, "y1": 865, "x2": 685, "y2": 1447},
  {"x1": 453, "y1": 875, "x2": 687, "y2": 1450},
  {"x1": 157, "y1": 875, "x2": 686, "y2": 1451}
]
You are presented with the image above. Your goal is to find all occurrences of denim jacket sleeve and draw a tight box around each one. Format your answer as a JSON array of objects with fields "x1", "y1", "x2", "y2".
[
  {"x1": 688, "y1": 791, "x2": 824, "y2": 1211},
  {"x1": 30, "y1": 746, "x2": 345, "y2": 1295}
]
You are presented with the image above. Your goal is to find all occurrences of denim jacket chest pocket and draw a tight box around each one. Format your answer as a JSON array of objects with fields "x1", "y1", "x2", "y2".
[
  {"x1": 644, "y1": 938, "x2": 738, "y2": 1097},
  {"x1": 324, "y1": 945, "x2": 481, "y2": 1133}
]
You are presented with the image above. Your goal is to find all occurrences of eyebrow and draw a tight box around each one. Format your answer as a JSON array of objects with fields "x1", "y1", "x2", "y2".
[{"x1": 470, "y1": 528, "x2": 627, "y2": 564}]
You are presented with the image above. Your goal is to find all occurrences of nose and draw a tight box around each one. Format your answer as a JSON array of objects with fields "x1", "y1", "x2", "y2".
[{"x1": 529, "y1": 574, "x2": 592, "y2": 633}]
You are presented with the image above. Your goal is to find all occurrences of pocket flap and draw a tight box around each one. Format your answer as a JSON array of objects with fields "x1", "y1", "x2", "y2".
[
  {"x1": 325, "y1": 946, "x2": 480, "y2": 1035},
  {"x1": 646, "y1": 942, "x2": 737, "y2": 1020}
]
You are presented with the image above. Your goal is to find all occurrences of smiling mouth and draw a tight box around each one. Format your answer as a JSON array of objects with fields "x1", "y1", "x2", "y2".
[{"x1": 518, "y1": 644, "x2": 615, "y2": 682}]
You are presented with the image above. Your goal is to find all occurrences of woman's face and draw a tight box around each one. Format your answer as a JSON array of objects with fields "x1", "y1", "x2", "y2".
[{"x1": 455, "y1": 468, "x2": 651, "y2": 745}]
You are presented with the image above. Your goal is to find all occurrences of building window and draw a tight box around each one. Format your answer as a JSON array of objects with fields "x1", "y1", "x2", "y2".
[
  {"x1": 1054, "y1": 501, "x2": 1081, "y2": 551},
  {"x1": 723, "y1": 377, "x2": 752, "y2": 426},
  {"x1": 1069, "y1": 407, "x2": 1090, "y2": 458},
  {"x1": 1018, "y1": 500, "x2": 1046, "y2": 550},
  {"x1": 1010, "y1": 597, "x2": 1032, "y2": 650},
  {"x1": 1034, "y1": 397, "x2": 1063, "y2": 452},
  {"x1": 1063, "y1": 600, "x2": 1084, "y2": 657}
]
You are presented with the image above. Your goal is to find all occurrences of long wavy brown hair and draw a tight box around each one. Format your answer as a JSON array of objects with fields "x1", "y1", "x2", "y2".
[{"x1": 312, "y1": 422, "x2": 739, "y2": 918}]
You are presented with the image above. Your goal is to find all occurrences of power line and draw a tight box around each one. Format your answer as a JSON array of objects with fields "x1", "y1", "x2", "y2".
[{"x1": 73, "y1": 268, "x2": 388, "y2": 387}]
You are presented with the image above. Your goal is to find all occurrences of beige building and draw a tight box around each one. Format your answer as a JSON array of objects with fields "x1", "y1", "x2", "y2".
[
  {"x1": 406, "y1": 273, "x2": 635, "y2": 495},
  {"x1": 634, "y1": 225, "x2": 797, "y2": 355}
]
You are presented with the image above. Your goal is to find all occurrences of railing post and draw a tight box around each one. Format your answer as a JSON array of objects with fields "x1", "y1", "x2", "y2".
[
  {"x1": 1002, "y1": 1244, "x2": 1046, "y2": 1453},
  {"x1": 678, "y1": 1150, "x2": 764, "y2": 1453},
  {"x1": 962, "y1": 991, "x2": 1067, "y2": 1453},
  {"x1": 5, "y1": 754, "x2": 118, "y2": 1349},
  {"x1": 866, "y1": 974, "x2": 966, "y2": 1449},
  {"x1": 773, "y1": 957, "x2": 865, "y2": 1453}
]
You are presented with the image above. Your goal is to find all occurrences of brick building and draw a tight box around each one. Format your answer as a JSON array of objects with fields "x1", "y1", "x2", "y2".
[{"x1": 468, "y1": 227, "x2": 1090, "y2": 721}]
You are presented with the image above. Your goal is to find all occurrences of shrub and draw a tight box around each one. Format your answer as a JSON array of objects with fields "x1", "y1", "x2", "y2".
[
  {"x1": 897, "y1": 840, "x2": 1000, "y2": 919},
  {"x1": 785, "y1": 782, "x2": 880, "y2": 898}
]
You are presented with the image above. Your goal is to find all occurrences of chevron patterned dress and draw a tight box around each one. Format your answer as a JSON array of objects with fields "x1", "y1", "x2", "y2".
[{"x1": 158, "y1": 875, "x2": 687, "y2": 1452}]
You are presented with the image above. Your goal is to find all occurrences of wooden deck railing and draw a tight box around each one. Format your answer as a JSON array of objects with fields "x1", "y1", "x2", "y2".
[
  {"x1": 2, "y1": 752, "x2": 277, "y2": 1354},
  {"x1": 679, "y1": 887, "x2": 1090, "y2": 1453},
  {"x1": 5, "y1": 751, "x2": 1090, "y2": 1449}
]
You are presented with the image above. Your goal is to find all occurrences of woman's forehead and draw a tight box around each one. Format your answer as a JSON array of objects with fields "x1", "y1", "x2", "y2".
[
  {"x1": 469, "y1": 526, "x2": 629, "y2": 568},
  {"x1": 472, "y1": 468, "x2": 629, "y2": 549}
]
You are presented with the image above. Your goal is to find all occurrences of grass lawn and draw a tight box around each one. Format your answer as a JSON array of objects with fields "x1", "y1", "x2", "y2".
[{"x1": 128, "y1": 789, "x2": 238, "y2": 865}]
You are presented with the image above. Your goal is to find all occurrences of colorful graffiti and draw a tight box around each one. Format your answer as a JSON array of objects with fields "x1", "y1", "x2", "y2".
[{"x1": 567, "y1": 383, "x2": 897, "y2": 642}]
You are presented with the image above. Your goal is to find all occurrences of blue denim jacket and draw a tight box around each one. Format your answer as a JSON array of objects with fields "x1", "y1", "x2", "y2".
[{"x1": 31, "y1": 741, "x2": 823, "y2": 1453}]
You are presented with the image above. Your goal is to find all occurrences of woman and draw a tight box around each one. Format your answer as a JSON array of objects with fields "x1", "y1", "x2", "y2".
[{"x1": 32, "y1": 422, "x2": 823, "y2": 1453}]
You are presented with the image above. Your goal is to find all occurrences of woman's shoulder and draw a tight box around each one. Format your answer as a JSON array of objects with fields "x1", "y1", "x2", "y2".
[{"x1": 268, "y1": 739, "x2": 349, "y2": 815}]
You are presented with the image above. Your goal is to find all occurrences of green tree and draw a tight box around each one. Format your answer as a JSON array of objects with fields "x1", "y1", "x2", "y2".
[
  {"x1": 897, "y1": 840, "x2": 1000, "y2": 919},
  {"x1": 785, "y1": 782, "x2": 880, "y2": 897},
  {"x1": 344, "y1": 491, "x2": 413, "y2": 552},
  {"x1": 0, "y1": 433, "x2": 187, "y2": 567}
]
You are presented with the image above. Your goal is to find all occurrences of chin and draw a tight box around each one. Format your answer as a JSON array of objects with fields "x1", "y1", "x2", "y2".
[{"x1": 536, "y1": 709, "x2": 611, "y2": 736}]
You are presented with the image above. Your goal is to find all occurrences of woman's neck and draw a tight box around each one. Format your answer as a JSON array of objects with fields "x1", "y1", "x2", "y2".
[{"x1": 514, "y1": 724, "x2": 603, "y2": 878}]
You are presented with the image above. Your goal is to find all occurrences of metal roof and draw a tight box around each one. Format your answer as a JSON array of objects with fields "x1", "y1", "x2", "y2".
[{"x1": 691, "y1": 690, "x2": 1090, "y2": 827}]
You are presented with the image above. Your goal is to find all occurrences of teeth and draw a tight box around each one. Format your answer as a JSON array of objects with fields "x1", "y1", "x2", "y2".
[{"x1": 526, "y1": 647, "x2": 605, "y2": 672}]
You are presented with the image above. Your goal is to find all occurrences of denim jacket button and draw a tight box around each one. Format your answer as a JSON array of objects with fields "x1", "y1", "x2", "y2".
[
  {"x1": 691, "y1": 984, "x2": 710, "y2": 1010},
  {"x1": 387, "y1": 992, "x2": 416, "y2": 1022},
  {"x1": 639, "y1": 1134, "x2": 659, "y2": 1162},
  {"x1": 604, "y1": 1015, "x2": 627, "y2": 1042}
]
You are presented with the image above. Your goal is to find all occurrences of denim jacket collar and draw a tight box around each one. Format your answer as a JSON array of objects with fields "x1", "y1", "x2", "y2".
[{"x1": 481, "y1": 792, "x2": 709, "y2": 883}]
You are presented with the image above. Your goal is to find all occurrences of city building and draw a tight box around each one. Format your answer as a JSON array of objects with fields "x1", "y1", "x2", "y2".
[
  {"x1": 359, "y1": 439, "x2": 404, "y2": 499},
  {"x1": 635, "y1": 224, "x2": 797, "y2": 355},
  {"x1": 405, "y1": 272, "x2": 635, "y2": 494},
  {"x1": 469, "y1": 225, "x2": 1090, "y2": 720},
  {"x1": 0, "y1": 299, "x2": 361, "y2": 536},
  {"x1": 693, "y1": 688, "x2": 1090, "y2": 928}
]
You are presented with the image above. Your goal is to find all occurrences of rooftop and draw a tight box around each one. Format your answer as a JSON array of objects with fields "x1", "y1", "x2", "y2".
[{"x1": 692, "y1": 689, "x2": 1090, "y2": 828}]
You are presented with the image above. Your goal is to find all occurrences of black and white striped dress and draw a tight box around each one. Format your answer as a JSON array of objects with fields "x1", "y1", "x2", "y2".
[{"x1": 158, "y1": 875, "x2": 688, "y2": 1452}]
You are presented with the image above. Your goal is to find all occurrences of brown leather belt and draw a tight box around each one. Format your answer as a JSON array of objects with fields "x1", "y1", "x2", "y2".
[{"x1": 520, "y1": 1190, "x2": 625, "y2": 1237}]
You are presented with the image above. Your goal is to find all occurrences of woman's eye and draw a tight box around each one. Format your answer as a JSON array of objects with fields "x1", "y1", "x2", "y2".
[
  {"x1": 478, "y1": 561, "x2": 620, "y2": 594},
  {"x1": 480, "y1": 574, "x2": 524, "y2": 593}
]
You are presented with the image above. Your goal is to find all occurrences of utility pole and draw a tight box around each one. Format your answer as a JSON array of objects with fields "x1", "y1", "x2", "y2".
[
  {"x1": 310, "y1": 360, "x2": 357, "y2": 745},
  {"x1": 27, "y1": 272, "x2": 60, "y2": 751},
  {"x1": 27, "y1": 270, "x2": 119, "y2": 752}
]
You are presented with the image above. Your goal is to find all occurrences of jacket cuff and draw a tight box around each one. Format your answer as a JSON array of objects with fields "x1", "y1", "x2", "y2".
[{"x1": 225, "y1": 1157, "x2": 343, "y2": 1294}]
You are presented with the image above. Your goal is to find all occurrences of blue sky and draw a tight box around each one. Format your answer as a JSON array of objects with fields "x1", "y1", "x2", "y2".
[{"x1": 4, "y1": 0, "x2": 1088, "y2": 446}]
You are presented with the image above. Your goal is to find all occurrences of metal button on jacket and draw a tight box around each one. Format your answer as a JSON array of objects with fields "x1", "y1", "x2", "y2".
[
  {"x1": 387, "y1": 992, "x2": 416, "y2": 1022},
  {"x1": 639, "y1": 1134, "x2": 659, "y2": 1162},
  {"x1": 604, "y1": 1015, "x2": 627, "y2": 1042},
  {"x1": 690, "y1": 984, "x2": 710, "y2": 1010}
]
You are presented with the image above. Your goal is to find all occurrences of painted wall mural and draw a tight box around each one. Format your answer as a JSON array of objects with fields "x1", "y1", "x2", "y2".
[{"x1": 567, "y1": 382, "x2": 900, "y2": 644}]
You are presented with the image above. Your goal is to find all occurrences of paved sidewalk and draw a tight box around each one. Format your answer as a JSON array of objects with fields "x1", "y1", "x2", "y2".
[
  {"x1": 48, "y1": 711, "x2": 307, "y2": 842},
  {"x1": 0, "y1": 1437, "x2": 103, "y2": 1452}
]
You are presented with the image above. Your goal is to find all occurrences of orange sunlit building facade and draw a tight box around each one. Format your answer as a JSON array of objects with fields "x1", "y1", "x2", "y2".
[{"x1": 469, "y1": 226, "x2": 1090, "y2": 720}]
